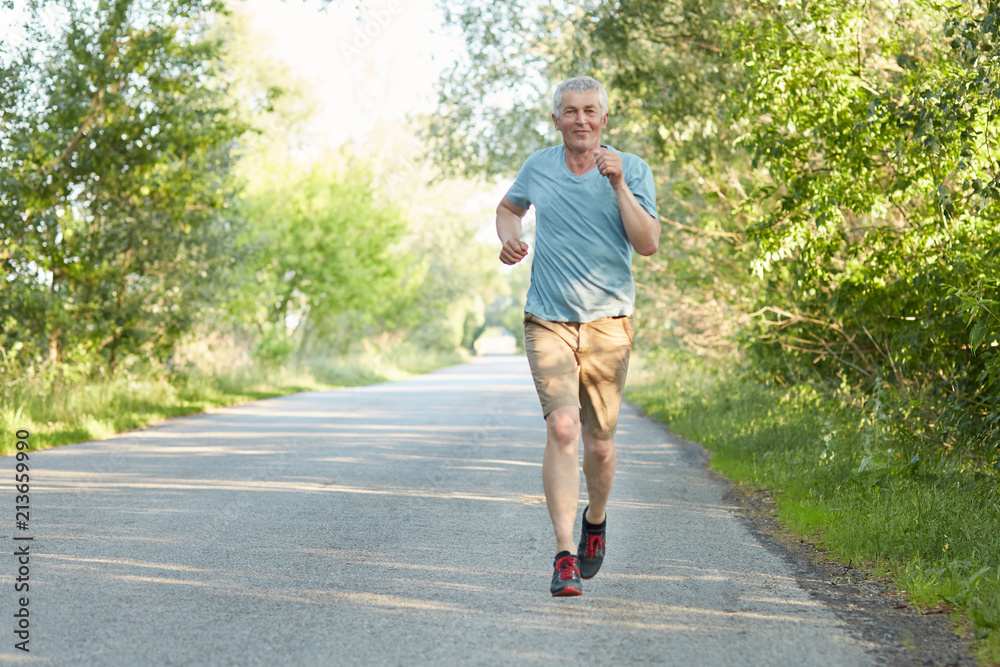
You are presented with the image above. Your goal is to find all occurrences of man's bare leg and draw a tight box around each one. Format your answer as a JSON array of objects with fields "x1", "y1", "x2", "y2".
[
  {"x1": 542, "y1": 405, "x2": 582, "y2": 554},
  {"x1": 581, "y1": 431, "x2": 616, "y2": 524}
]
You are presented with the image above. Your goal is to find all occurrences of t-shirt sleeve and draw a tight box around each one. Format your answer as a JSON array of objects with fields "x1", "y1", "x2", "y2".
[
  {"x1": 627, "y1": 158, "x2": 658, "y2": 219},
  {"x1": 505, "y1": 152, "x2": 535, "y2": 209}
]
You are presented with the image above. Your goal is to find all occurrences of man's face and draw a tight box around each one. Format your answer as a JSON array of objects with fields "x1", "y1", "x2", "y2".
[{"x1": 552, "y1": 89, "x2": 608, "y2": 153}]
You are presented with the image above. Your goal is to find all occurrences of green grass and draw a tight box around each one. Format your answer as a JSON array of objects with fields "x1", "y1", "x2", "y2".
[
  {"x1": 626, "y1": 353, "x2": 1000, "y2": 665},
  {"x1": 0, "y1": 345, "x2": 468, "y2": 456}
]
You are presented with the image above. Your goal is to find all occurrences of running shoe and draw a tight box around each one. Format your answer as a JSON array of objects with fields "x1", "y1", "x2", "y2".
[
  {"x1": 550, "y1": 552, "x2": 583, "y2": 597},
  {"x1": 577, "y1": 506, "x2": 606, "y2": 579}
]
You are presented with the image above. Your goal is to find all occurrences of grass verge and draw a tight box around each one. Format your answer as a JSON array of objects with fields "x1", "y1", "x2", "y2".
[
  {"x1": 0, "y1": 345, "x2": 467, "y2": 456},
  {"x1": 626, "y1": 352, "x2": 1000, "y2": 665}
]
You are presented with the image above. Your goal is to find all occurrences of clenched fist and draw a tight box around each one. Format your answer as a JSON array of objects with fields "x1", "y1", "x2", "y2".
[
  {"x1": 595, "y1": 147, "x2": 624, "y2": 189},
  {"x1": 499, "y1": 237, "x2": 529, "y2": 265}
]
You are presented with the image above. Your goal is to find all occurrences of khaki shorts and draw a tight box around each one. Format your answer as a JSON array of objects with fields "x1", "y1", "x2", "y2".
[{"x1": 523, "y1": 312, "x2": 634, "y2": 439}]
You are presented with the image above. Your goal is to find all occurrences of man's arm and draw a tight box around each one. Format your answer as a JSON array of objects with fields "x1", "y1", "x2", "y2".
[
  {"x1": 595, "y1": 149, "x2": 660, "y2": 256},
  {"x1": 616, "y1": 189, "x2": 659, "y2": 256},
  {"x1": 496, "y1": 196, "x2": 530, "y2": 265}
]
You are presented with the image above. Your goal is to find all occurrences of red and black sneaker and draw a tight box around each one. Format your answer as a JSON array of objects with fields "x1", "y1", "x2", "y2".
[
  {"x1": 550, "y1": 552, "x2": 583, "y2": 597},
  {"x1": 577, "y1": 506, "x2": 606, "y2": 579}
]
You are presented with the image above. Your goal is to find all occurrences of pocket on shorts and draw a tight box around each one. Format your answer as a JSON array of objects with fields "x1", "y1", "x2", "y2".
[{"x1": 624, "y1": 316, "x2": 634, "y2": 342}]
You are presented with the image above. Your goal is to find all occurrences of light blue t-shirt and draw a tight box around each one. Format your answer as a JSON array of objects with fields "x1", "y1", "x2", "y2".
[{"x1": 506, "y1": 145, "x2": 658, "y2": 322}]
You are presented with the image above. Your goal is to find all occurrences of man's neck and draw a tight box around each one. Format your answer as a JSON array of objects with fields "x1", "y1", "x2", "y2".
[{"x1": 563, "y1": 143, "x2": 601, "y2": 176}]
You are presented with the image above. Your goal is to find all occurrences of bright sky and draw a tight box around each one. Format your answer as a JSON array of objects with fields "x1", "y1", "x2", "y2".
[
  {"x1": 242, "y1": 0, "x2": 519, "y2": 250},
  {"x1": 243, "y1": 0, "x2": 466, "y2": 150}
]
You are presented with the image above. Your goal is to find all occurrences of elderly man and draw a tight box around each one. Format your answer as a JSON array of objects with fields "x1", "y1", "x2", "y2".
[{"x1": 496, "y1": 76, "x2": 659, "y2": 596}]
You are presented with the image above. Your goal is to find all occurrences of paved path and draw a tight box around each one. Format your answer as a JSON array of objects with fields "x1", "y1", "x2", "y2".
[{"x1": 1, "y1": 356, "x2": 879, "y2": 665}]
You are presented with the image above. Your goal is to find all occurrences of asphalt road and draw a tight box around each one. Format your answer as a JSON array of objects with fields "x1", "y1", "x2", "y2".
[{"x1": 0, "y1": 355, "x2": 883, "y2": 665}]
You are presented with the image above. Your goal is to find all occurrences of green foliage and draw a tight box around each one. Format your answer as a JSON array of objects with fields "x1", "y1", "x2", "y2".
[
  {"x1": 360, "y1": 118, "x2": 520, "y2": 356},
  {"x1": 486, "y1": 262, "x2": 532, "y2": 352},
  {"x1": 731, "y1": 1, "x2": 1000, "y2": 442},
  {"x1": 234, "y1": 154, "x2": 419, "y2": 354},
  {"x1": 950, "y1": 278, "x2": 1000, "y2": 394},
  {"x1": 427, "y1": 0, "x2": 555, "y2": 177},
  {"x1": 395, "y1": 206, "x2": 506, "y2": 355},
  {"x1": 3, "y1": 0, "x2": 507, "y2": 421},
  {"x1": 627, "y1": 351, "x2": 1000, "y2": 654},
  {"x1": 1, "y1": 0, "x2": 244, "y2": 370}
]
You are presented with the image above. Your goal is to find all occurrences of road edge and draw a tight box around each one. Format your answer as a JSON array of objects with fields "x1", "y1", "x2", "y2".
[{"x1": 633, "y1": 403, "x2": 979, "y2": 667}]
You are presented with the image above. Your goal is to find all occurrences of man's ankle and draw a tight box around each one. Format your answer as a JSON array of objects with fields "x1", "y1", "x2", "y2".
[
  {"x1": 584, "y1": 507, "x2": 606, "y2": 527},
  {"x1": 556, "y1": 544, "x2": 577, "y2": 556}
]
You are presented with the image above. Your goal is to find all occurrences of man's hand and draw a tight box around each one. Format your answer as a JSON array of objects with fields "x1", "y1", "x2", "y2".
[
  {"x1": 499, "y1": 237, "x2": 529, "y2": 265},
  {"x1": 496, "y1": 195, "x2": 529, "y2": 264},
  {"x1": 597, "y1": 148, "x2": 660, "y2": 255},
  {"x1": 595, "y1": 147, "x2": 625, "y2": 189}
]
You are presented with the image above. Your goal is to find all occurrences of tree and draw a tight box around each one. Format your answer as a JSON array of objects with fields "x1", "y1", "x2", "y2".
[
  {"x1": 729, "y1": 0, "x2": 1000, "y2": 435},
  {"x1": 0, "y1": 0, "x2": 244, "y2": 371},
  {"x1": 235, "y1": 151, "x2": 419, "y2": 356}
]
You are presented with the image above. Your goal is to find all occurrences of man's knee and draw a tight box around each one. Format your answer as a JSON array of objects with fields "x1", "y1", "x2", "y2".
[
  {"x1": 546, "y1": 406, "x2": 581, "y2": 447},
  {"x1": 584, "y1": 435, "x2": 616, "y2": 463}
]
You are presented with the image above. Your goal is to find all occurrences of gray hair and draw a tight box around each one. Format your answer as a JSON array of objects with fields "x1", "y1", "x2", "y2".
[{"x1": 552, "y1": 76, "x2": 608, "y2": 117}]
